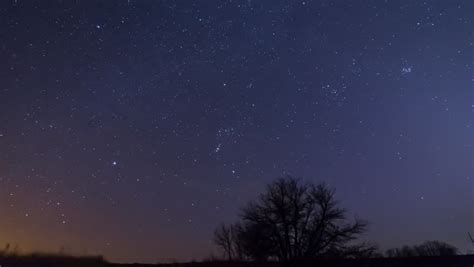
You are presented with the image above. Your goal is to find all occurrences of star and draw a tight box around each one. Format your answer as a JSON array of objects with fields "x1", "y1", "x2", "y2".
[{"x1": 401, "y1": 66, "x2": 413, "y2": 74}]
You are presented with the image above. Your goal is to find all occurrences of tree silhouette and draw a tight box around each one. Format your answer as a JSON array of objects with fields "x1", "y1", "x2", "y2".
[
  {"x1": 213, "y1": 223, "x2": 237, "y2": 261},
  {"x1": 214, "y1": 176, "x2": 371, "y2": 264},
  {"x1": 385, "y1": 240, "x2": 458, "y2": 257},
  {"x1": 415, "y1": 241, "x2": 458, "y2": 256},
  {"x1": 236, "y1": 220, "x2": 275, "y2": 261}
]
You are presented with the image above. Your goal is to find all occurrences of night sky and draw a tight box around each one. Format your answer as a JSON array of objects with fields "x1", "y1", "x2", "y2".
[{"x1": 0, "y1": 0, "x2": 472, "y2": 263}]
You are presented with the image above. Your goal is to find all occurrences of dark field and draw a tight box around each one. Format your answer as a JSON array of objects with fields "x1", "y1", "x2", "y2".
[{"x1": 1, "y1": 255, "x2": 474, "y2": 267}]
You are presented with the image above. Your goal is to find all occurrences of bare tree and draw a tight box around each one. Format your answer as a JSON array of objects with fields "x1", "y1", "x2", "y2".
[
  {"x1": 213, "y1": 223, "x2": 235, "y2": 261},
  {"x1": 239, "y1": 177, "x2": 368, "y2": 264},
  {"x1": 414, "y1": 241, "x2": 458, "y2": 256},
  {"x1": 386, "y1": 245, "x2": 417, "y2": 258},
  {"x1": 236, "y1": 220, "x2": 274, "y2": 261},
  {"x1": 385, "y1": 240, "x2": 458, "y2": 257},
  {"x1": 328, "y1": 242, "x2": 380, "y2": 259}
]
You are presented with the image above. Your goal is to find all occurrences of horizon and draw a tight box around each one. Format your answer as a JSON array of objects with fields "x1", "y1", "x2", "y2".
[{"x1": 0, "y1": 0, "x2": 472, "y2": 264}]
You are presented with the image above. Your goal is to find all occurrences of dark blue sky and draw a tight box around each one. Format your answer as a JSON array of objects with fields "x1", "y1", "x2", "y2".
[{"x1": 0, "y1": 0, "x2": 472, "y2": 263}]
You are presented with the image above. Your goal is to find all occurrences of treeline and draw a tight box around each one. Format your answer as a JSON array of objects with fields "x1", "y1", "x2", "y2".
[
  {"x1": 0, "y1": 243, "x2": 106, "y2": 267},
  {"x1": 386, "y1": 240, "x2": 458, "y2": 257}
]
